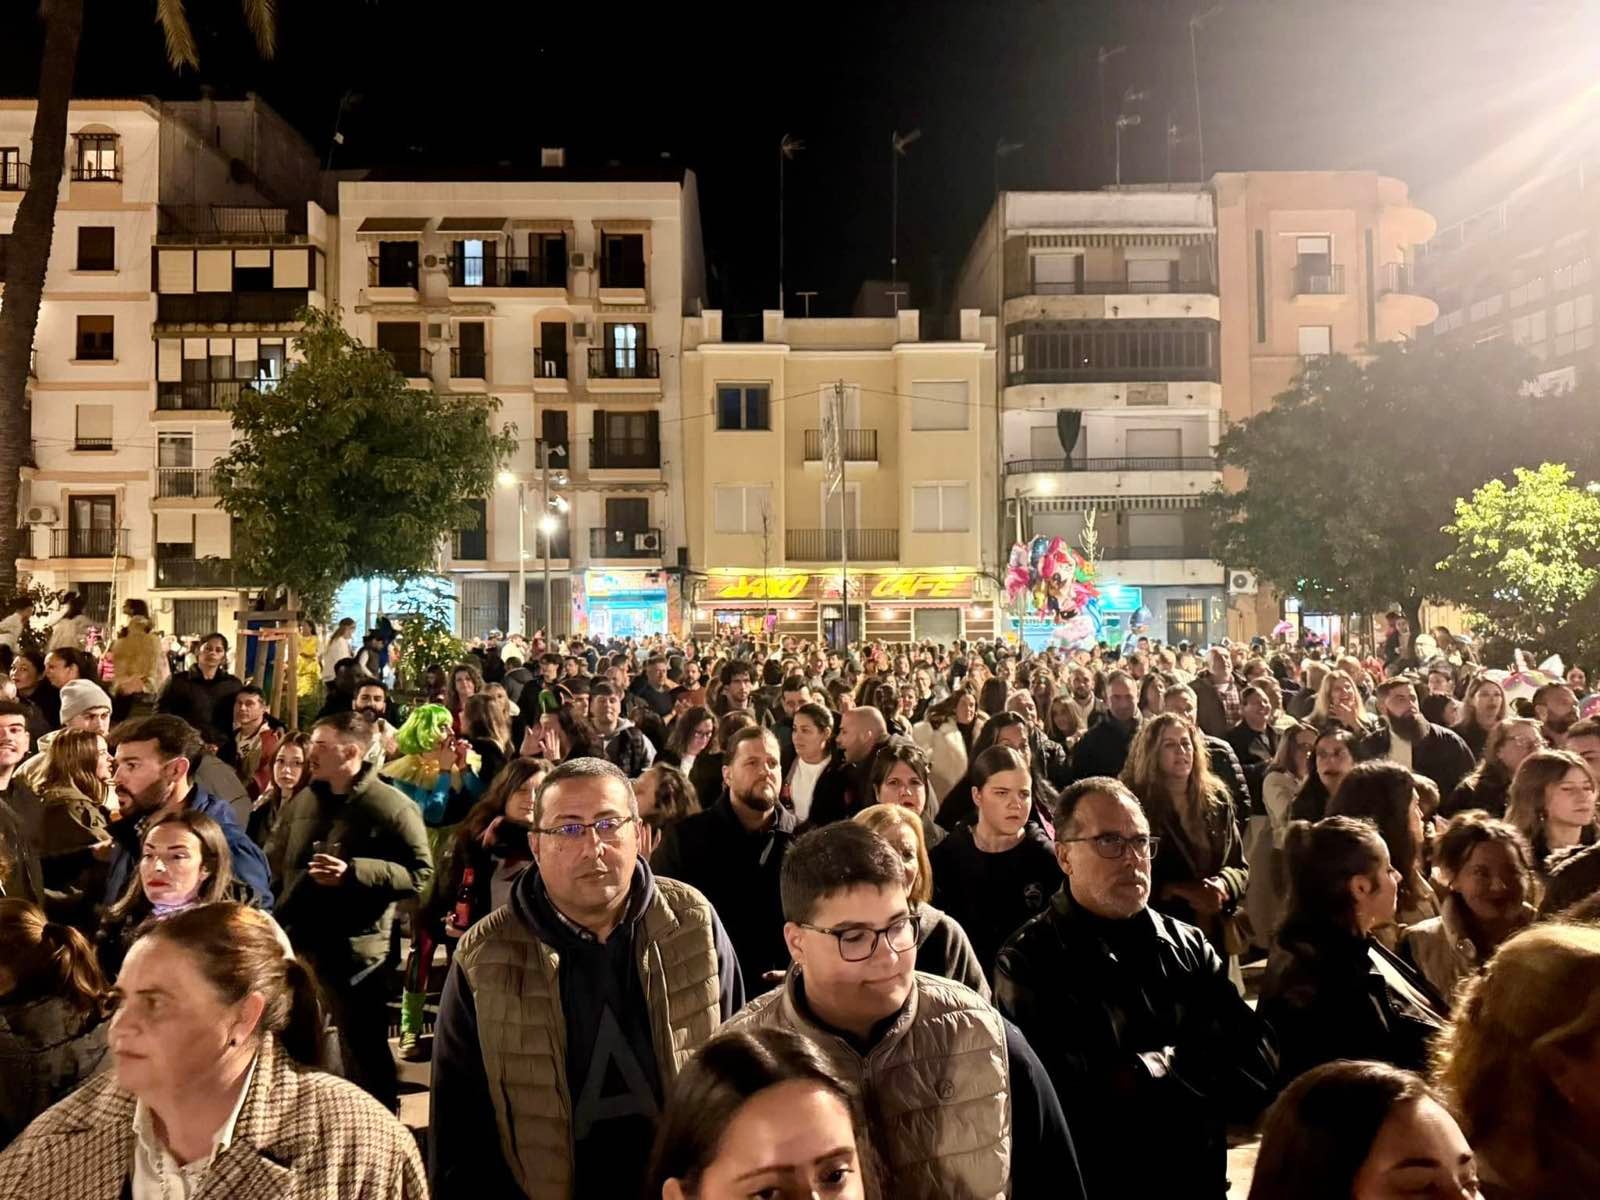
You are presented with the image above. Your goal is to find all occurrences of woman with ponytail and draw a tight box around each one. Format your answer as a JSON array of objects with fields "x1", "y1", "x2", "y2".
[
  {"x1": 0, "y1": 902, "x2": 427, "y2": 1196},
  {"x1": 0, "y1": 898, "x2": 112, "y2": 1149}
]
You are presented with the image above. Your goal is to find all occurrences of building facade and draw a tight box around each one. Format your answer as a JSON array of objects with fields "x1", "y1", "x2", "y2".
[
  {"x1": 336, "y1": 161, "x2": 704, "y2": 640},
  {"x1": 681, "y1": 308, "x2": 998, "y2": 647},
  {"x1": 3, "y1": 96, "x2": 328, "y2": 642}
]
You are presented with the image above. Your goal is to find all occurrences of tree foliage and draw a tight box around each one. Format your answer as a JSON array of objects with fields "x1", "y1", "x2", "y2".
[
  {"x1": 1206, "y1": 338, "x2": 1598, "y2": 629},
  {"x1": 1436, "y1": 463, "x2": 1600, "y2": 660},
  {"x1": 214, "y1": 306, "x2": 517, "y2": 615}
]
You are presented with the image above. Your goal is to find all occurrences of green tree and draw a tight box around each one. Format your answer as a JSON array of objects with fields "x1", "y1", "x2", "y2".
[
  {"x1": 1206, "y1": 338, "x2": 1597, "y2": 632},
  {"x1": 1436, "y1": 463, "x2": 1600, "y2": 659},
  {"x1": 0, "y1": 0, "x2": 274, "y2": 593},
  {"x1": 213, "y1": 306, "x2": 517, "y2": 616}
]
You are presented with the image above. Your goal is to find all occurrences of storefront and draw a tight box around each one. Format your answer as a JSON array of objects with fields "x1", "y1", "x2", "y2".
[
  {"x1": 693, "y1": 570, "x2": 997, "y2": 647},
  {"x1": 578, "y1": 570, "x2": 674, "y2": 640}
]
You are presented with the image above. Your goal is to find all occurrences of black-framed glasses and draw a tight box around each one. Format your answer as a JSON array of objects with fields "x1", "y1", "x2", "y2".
[
  {"x1": 1060, "y1": 833, "x2": 1160, "y2": 860},
  {"x1": 799, "y1": 913, "x2": 922, "y2": 962},
  {"x1": 535, "y1": 814, "x2": 637, "y2": 843}
]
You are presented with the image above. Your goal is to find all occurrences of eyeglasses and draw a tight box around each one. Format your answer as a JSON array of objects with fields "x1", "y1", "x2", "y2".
[
  {"x1": 799, "y1": 914, "x2": 922, "y2": 962},
  {"x1": 535, "y1": 814, "x2": 637, "y2": 843},
  {"x1": 1060, "y1": 833, "x2": 1160, "y2": 860}
]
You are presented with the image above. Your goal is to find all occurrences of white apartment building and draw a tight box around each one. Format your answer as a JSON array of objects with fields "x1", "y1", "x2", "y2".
[
  {"x1": 2, "y1": 95, "x2": 328, "y2": 642},
  {"x1": 956, "y1": 187, "x2": 1227, "y2": 645},
  {"x1": 336, "y1": 161, "x2": 704, "y2": 639}
]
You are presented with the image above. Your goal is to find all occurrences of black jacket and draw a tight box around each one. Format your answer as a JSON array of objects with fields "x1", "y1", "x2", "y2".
[
  {"x1": 651, "y1": 796, "x2": 798, "y2": 983},
  {"x1": 1205, "y1": 734, "x2": 1254, "y2": 821},
  {"x1": 929, "y1": 824, "x2": 1060, "y2": 980},
  {"x1": 1070, "y1": 714, "x2": 1140, "y2": 782},
  {"x1": 805, "y1": 751, "x2": 873, "y2": 828},
  {"x1": 1259, "y1": 917, "x2": 1445, "y2": 1083},
  {"x1": 1541, "y1": 841, "x2": 1600, "y2": 917},
  {"x1": 1354, "y1": 721, "x2": 1475, "y2": 798},
  {"x1": 156, "y1": 666, "x2": 243, "y2": 743},
  {"x1": 1223, "y1": 721, "x2": 1278, "y2": 809},
  {"x1": 995, "y1": 887, "x2": 1278, "y2": 1199},
  {"x1": 1440, "y1": 763, "x2": 1512, "y2": 820}
]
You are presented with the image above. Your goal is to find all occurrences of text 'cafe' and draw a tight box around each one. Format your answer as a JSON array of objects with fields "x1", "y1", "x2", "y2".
[{"x1": 692, "y1": 570, "x2": 998, "y2": 646}]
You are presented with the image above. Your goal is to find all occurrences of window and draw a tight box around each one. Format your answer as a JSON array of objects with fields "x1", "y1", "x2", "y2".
[
  {"x1": 1031, "y1": 253, "x2": 1080, "y2": 291},
  {"x1": 158, "y1": 432, "x2": 194, "y2": 468},
  {"x1": 454, "y1": 322, "x2": 486, "y2": 378},
  {"x1": 376, "y1": 323, "x2": 424, "y2": 376},
  {"x1": 1468, "y1": 294, "x2": 1503, "y2": 322},
  {"x1": 911, "y1": 483, "x2": 970, "y2": 532},
  {"x1": 459, "y1": 239, "x2": 485, "y2": 286},
  {"x1": 0, "y1": 147, "x2": 20, "y2": 189},
  {"x1": 594, "y1": 411, "x2": 659, "y2": 468},
  {"x1": 373, "y1": 240, "x2": 418, "y2": 288},
  {"x1": 600, "y1": 233, "x2": 646, "y2": 289},
  {"x1": 605, "y1": 323, "x2": 644, "y2": 374},
  {"x1": 171, "y1": 599, "x2": 218, "y2": 640},
  {"x1": 1553, "y1": 295, "x2": 1593, "y2": 356},
  {"x1": 1125, "y1": 257, "x2": 1176, "y2": 290},
  {"x1": 460, "y1": 579, "x2": 509, "y2": 640},
  {"x1": 716, "y1": 384, "x2": 771, "y2": 430},
  {"x1": 454, "y1": 498, "x2": 488, "y2": 560},
  {"x1": 76, "y1": 226, "x2": 114, "y2": 271},
  {"x1": 1167, "y1": 598, "x2": 1206, "y2": 646},
  {"x1": 74, "y1": 405, "x2": 113, "y2": 451},
  {"x1": 909, "y1": 381, "x2": 970, "y2": 431},
  {"x1": 713, "y1": 485, "x2": 771, "y2": 534},
  {"x1": 1006, "y1": 319, "x2": 1219, "y2": 381},
  {"x1": 74, "y1": 133, "x2": 118, "y2": 180},
  {"x1": 1126, "y1": 512, "x2": 1185, "y2": 552},
  {"x1": 1554, "y1": 259, "x2": 1591, "y2": 293},
  {"x1": 1513, "y1": 310, "x2": 1549, "y2": 359},
  {"x1": 1510, "y1": 277, "x2": 1545, "y2": 308},
  {"x1": 1297, "y1": 325, "x2": 1331, "y2": 358},
  {"x1": 76, "y1": 316, "x2": 114, "y2": 360}
]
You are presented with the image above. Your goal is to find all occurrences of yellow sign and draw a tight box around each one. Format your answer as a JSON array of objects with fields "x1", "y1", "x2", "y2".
[
  {"x1": 868, "y1": 572, "x2": 972, "y2": 599},
  {"x1": 707, "y1": 571, "x2": 976, "y2": 602},
  {"x1": 711, "y1": 575, "x2": 811, "y2": 600}
]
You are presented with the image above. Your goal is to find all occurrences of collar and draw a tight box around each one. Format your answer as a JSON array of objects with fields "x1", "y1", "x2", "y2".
[
  {"x1": 781, "y1": 966, "x2": 918, "y2": 1058},
  {"x1": 133, "y1": 1051, "x2": 260, "y2": 1182},
  {"x1": 716, "y1": 793, "x2": 797, "y2": 836}
]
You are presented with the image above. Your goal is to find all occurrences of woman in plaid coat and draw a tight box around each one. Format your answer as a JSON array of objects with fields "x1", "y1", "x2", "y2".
[{"x1": 0, "y1": 902, "x2": 425, "y2": 1199}]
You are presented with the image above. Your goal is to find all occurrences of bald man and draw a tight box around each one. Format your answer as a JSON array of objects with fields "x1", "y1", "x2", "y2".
[{"x1": 806, "y1": 705, "x2": 888, "y2": 827}]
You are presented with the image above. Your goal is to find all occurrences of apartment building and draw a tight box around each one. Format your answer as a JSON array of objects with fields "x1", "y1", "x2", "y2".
[
  {"x1": 958, "y1": 173, "x2": 1437, "y2": 644},
  {"x1": 681, "y1": 309, "x2": 998, "y2": 647},
  {"x1": 336, "y1": 161, "x2": 704, "y2": 640},
  {"x1": 955, "y1": 187, "x2": 1227, "y2": 646},
  {"x1": 1415, "y1": 160, "x2": 1600, "y2": 396},
  {"x1": 2, "y1": 95, "x2": 328, "y2": 641}
]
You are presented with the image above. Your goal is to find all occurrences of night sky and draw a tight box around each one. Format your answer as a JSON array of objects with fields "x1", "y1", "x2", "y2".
[{"x1": 5, "y1": 0, "x2": 1596, "y2": 314}]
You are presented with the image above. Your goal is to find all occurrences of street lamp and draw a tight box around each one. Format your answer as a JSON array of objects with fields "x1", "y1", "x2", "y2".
[{"x1": 499, "y1": 443, "x2": 566, "y2": 638}]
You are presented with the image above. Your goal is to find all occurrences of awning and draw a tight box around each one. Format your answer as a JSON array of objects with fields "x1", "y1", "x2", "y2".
[
  {"x1": 354, "y1": 216, "x2": 428, "y2": 240},
  {"x1": 436, "y1": 216, "x2": 509, "y2": 235}
]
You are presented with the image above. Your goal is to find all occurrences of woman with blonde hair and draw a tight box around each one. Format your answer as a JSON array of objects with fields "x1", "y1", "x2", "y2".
[
  {"x1": 1505, "y1": 748, "x2": 1600, "y2": 876},
  {"x1": 1431, "y1": 921, "x2": 1600, "y2": 1197},
  {"x1": 1310, "y1": 668, "x2": 1374, "y2": 734},
  {"x1": 1442, "y1": 716, "x2": 1544, "y2": 819},
  {"x1": 1122, "y1": 712, "x2": 1248, "y2": 956},
  {"x1": 853, "y1": 803, "x2": 988, "y2": 997},
  {"x1": 1454, "y1": 675, "x2": 1509, "y2": 760}
]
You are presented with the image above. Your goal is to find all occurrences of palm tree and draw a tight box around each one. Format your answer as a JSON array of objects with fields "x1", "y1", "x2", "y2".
[{"x1": 0, "y1": 0, "x2": 274, "y2": 593}]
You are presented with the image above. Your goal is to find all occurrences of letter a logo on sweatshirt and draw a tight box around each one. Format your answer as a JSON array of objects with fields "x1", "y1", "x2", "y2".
[{"x1": 571, "y1": 1005, "x2": 660, "y2": 1139}]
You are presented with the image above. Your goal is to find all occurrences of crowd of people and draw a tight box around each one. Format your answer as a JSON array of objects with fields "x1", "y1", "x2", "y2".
[{"x1": 1, "y1": 604, "x2": 1599, "y2": 1197}]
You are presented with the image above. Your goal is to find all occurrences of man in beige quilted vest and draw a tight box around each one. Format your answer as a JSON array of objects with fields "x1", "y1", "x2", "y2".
[
  {"x1": 428, "y1": 757, "x2": 745, "y2": 1199},
  {"x1": 730, "y1": 822, "x2": 1087, "y2": 1200}
]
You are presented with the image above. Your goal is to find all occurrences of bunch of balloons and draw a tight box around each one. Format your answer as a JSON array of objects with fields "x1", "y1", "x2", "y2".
[{"x1": 1005, "y1": 536, "x2": 1100, "y2": 623}]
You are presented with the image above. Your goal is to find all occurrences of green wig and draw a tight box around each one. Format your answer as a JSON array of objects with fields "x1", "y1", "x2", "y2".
[{"x1": 394, "y1": 703, "x2": 454, "y2": 756}]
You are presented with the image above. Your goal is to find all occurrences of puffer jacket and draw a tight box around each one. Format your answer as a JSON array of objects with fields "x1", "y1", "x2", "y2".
[
  {"x1": 731, "y1": 968, "x2": 1013, "y2": 1200},
  {"x1": 911, "y1": 718, "x2": 969, "y2": 815},
  {"x1": 0, "y1": 996, "x2": 109, "y2": 1150},
  {"x1": 1401, "y1": 893, "x2": 1534, "y2": 1010}
]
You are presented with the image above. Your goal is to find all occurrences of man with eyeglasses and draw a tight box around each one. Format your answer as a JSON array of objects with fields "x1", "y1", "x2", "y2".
[
  {"x1": 432, "y1": 756, "x2": 744, "y2": 1199},
  {"x1": 731, "y1": 821, "x2": 1086, "y2": 1200},
  {"x1": 995, "y1": 777, "x2": 1277, "y2": 1199}
]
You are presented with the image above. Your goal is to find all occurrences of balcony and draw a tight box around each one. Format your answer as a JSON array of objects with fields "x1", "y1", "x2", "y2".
[
  {"x1": 449, "y1": 348, "x2": 486, "y2": 379},
  {"x1": 366, "y1": 256, "x2": 419, "y2": 290},
  {"x1": 157, "y1": 205, "x2": 305, "y2": 243},
  {"x1": 156, "y1": 291, "x2": 308, "y2": 326},
  {"x1": 0, "y1": 161, "x2": 27, "y2": 191},
  {"x1": 1098, "y1": 544, "x2": 1211, "y2": 561},
  {"x1": 384, "y1": 346, "x2": 433, "y2": 379},
  {"x1": 447, "y1": 256, "x2": 565, "y2": 288},
  {"x1": 32, "y1": 528, "x2": 129, "y2": 558},
  {"x1": 803, "y1": 428, "x2": 879, "y2": 463},
  {"x1": 1008, "y1": 363, "x2": 1220, "y2": 386},
  {"x1": 156, "y1": 467, "x2": 221, "y2": 499},
  {"x1": 154, "y1": 557, "x2": 256, "y2": 588},
  {"x1": 589, "y1": 436, "x2": 661, "y2": 470},
  {"x1": 534, "y1": 348, "x2": 568, "y2": 379},
  {"x1": 786, "y1": 528, "x2": 899, "y2": 561},
  {"x1": 590, "y1": 527, "x2": 663, "y2": 560},
  {"x1": 1375, "y1": 260, "x2": 1440, "y2": 330},
  {"x1": 157, "y1": 379, "x2": 270, "y2": 411},
  {"x1": 1293, "y1": 262, "x2": 1346, "y2": 296},
  {"x1": 1016, "y1": 277, "x2": 1217, "y2": 297},
  {"x1": 73, "y1": 437, "x2": 115, "y2": 452},
  {"x1": 588, "y1": 347, "x2": 660, "y2": 380},
  {"x1": 70, "y1": 163, "x2": 121, "y2": 183},
  {"x1": 1004, "y1": 455, "x2": 1217, "y2": 475}
]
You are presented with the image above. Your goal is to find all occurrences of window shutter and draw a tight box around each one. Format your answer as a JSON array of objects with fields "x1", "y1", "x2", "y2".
[
  {"x1": 272, "y1": 248, "x2": 308, "y2": 289},
  {"x1": 157, "y1": 249, "x2": 195, "y2": 294},
  {"x1": 196, "y1": 250, "x2": 232, "y2": 292},
  {"x1": 75, "y1": 404, "x2": 113, "y2": 441}
]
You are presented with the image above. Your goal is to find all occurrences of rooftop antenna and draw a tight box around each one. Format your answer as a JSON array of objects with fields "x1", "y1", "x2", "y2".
[{"x1": 891, "y1": 128, "x2": 922, "y2": 286}]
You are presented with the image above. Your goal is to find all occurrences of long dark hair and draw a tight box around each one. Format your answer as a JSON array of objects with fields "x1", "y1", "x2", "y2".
[
  {"x1": 1327, "y1": 759, "x2": 1422, "y2": 909},
  {"x1": 1282, "y1": 815, "x2": 1388, "y2": 932},
  {"x1": 1289, "y1": 727, "x2": 1360, "y2": 821},
  {"x1": 0, "y1": 897, "x2": 109, "y2": 1015},
  {"x1": 1248, "y1": 1061, "x2": 1441, "y2": 1200},
  {"x1": 645, "y1": 1027, "x2": 879, "y2": 1199},
  {"x1": 103, "y1": 809, "x2": 236, "y2": 927},
  {"x1": 665, "y1": 704, "x2": 716, "y2": 758}
]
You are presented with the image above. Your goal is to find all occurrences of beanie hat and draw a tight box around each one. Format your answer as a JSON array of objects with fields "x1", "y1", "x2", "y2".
[{"x1": 59, "y1": 679, "x2": 113, "y2": 725}]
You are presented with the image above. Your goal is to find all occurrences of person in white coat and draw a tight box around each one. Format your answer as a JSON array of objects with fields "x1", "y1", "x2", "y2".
[{"x1": 911, "y1": 693, "x2": 983, "y2": 821}]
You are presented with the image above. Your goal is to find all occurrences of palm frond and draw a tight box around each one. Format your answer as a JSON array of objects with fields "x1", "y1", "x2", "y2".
[
  {"x1": 241, "y1": 0, "x2": 277, "y2": 58},
  {"x1": 154, "y1": 0, "x2": 199, "y2": 70}
]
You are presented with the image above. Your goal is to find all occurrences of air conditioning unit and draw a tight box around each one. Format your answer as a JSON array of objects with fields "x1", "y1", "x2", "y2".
[
  {"x1": 423, "y1": 254, "x2": 440, "y2": 268},
  {"x1": 24, "y1": 504, "x2": 59, "y2": 525},
  {"x1": 427, "y1": 323, "x2": 446, "y2": 342},
  {"x1": 633, "y1": 531, "x2": 661, "y2": 553},
  {"x1": 1228, "y1": 569, "x2": 1259, "y2": 596},
  {"x1": 572, "y1": 321, "x2": 590, "y2": 341},
  {"x1": 570, "y1": 251, "x2": 589, "y2": 270}
]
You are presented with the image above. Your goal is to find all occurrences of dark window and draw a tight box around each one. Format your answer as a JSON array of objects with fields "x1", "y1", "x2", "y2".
[
  {"x1": 540, "y1": 408, "x2": 570, "y2": 462},
  {"x1": 376, "y1": 322, "x2": 424, "y2": 376},
  {"x1": 537, "y1": 233, "x2": 568, "y2": 285},
  {"x1": 374, "y1": 240, "x2": 419, "y2": 288},
  {"x1": 233, "y1": 261, "x2": 273, "y2": 292},
  {"x1": 1167, "y1": 598, "x2": 1206, "y2": 647},
  {"x1": 606, "y1": 497, "x2": 649, "y2": 530},
  {"x1": 716, "y1": 384, "x2": 771, "y2": 430},
  {"x1": 76, "y1": 582, "x2": 113, "y2": 627},
  {"x1": 76, "y1": 315, "x2": 114, "y2": 360},
  {"x1": 0, "y1": 148, "x2": 20, "y2": 190},
  {"x1": 76, "y1": 226, "x2": 114, "y2": 271},
  {"x1": 1004, "y1": 320, "x2": 1219, "y2": 383},
  {"x1": 454, "y1": 322, "x2": 487, "y2": 377},
  {"x1": 600, "y1": 233, "x2": 645, "y2": 288},
  {"x1": 172, "y1": 598, "x2": 217, "y2": 639},
  {"x1": 593, "y1": 410, "x2": 660, "y2": 467},
  {"x1": 454, "y1": 497, "x2": 488, "y2": 560},
  {"x1": 538, "y1": 321, "x2": 567, "y2": 377}
]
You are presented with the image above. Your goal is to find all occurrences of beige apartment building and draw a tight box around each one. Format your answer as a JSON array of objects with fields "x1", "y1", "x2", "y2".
[{"x1": 681, "y1": 309, "x2": 999, "y2": 646}]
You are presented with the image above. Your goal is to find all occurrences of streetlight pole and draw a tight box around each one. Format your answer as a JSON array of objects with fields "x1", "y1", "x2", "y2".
[
  {"x1": 517, "y1": 480, "x2": 528, "y2": 637},
  {"x1": 1190, "y1": 6, "x2": 1223, "y2": 182}
]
